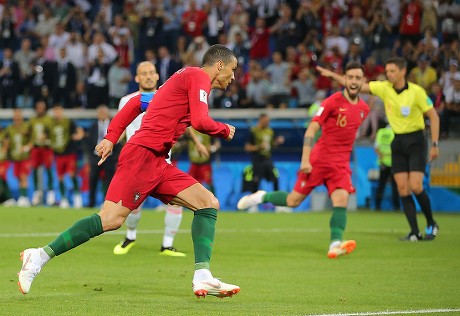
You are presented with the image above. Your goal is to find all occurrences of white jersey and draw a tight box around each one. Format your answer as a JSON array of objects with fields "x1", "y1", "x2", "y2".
[{"x1": 118, "y1": 91, "x2": 172, "y2": 163}]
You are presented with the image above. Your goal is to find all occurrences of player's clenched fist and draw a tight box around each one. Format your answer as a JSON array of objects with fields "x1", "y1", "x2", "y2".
[
  {"x1": 225, "y1": 124, "x2": 236, "y2": 141},
  {"x1": 95, "y1": 139, "x2": 114, "y2": 165}
]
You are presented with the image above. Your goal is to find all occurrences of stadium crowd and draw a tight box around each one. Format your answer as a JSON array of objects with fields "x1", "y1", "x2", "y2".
[
  {"x1": 1, "y1": 0, "x2": 460, "y2": 207},
  {"x1": 0, "y1": 1, "x2": 459, "y2": 123}
]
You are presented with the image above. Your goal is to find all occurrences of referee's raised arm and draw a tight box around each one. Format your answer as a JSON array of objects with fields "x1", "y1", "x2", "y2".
[{"x1": 316, "y1": 65, "x2": 371, "y2": 94}]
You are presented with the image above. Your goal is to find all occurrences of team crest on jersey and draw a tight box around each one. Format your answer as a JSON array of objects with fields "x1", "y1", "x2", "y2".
[
  {"x1": 133, "y1": 192, "x2": 141, "y2": 203},
  {"x1": 360, "y1": 111, "x2": 364, "y2": 119},
  {"x1": 199, "y1": 89, "x2": 208, "y2": 105},
  {"x1": 400, "y1": 106, "x2": 410, "y2": 117}
]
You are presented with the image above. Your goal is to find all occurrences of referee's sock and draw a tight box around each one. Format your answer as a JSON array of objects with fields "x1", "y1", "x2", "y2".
[
  {"x1": 400, "y1": 195, "x2": 419, "y2": 235},
  {"x1": 414, "y1": 190, "x2": 435, "y2": 226}
]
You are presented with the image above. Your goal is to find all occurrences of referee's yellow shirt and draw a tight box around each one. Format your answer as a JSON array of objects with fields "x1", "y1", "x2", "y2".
[{"x1": 369, "y1": 80, "x2": 433, "y2": 134}]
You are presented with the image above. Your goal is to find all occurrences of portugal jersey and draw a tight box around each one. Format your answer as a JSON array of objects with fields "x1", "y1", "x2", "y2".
[
  {"x1": 106, "y1": 67, "x2": 230, "y2": 155},
  {"x1": 310, "y1": 91, "x2": 369, "y2": 165}
]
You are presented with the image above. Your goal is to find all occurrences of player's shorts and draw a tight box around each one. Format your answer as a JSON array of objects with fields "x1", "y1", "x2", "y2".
[
  {"x1": 106, "y1": 143, "x2": 198, "y2": 211},
  {"x1": 391, "y1": 130, "x2": 426, "y2": 173},
  {"x1": 0, "y1": 161, "x2": 9, "y2": 180},
  {"x1": 13, "y1": 160, "x2": 32, "y2": 178},
  {"x1": 55, "y1": 153, "x2": 77, "y2": 177},
  {"x1": 188, "y1": 163, "x2": 212, "y2": 185},
  {"x1": 31, "y1": 147, "x2": 54, "y2": 169},
  {"x1": 293, "y1": 163, "x2": 355, "y2": 196}
]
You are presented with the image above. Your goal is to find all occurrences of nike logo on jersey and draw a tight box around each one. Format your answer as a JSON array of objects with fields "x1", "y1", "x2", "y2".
[{"x1": 339, "y1": 108, "x2": 347, "y2": 112}]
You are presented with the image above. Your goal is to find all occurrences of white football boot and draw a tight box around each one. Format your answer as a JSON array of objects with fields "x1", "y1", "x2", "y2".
[
  {"x1": 237, "y1": 190, "x2": 266, "y2": 210},
  {"x1": 193, "y1": 277, "x2": 240, "y2": 298},
  {"x1": 59, "y1": 198, "x2": 70, "y2": 209},
  {"x1": 73, "y1": 193, "x2": 83, "y2": 209},
  {"x1": 32, "y1": 190, "x2": 43, "y2": 206},
  {"x1": 17, "y1": 196, "x2": 31, "y2": 207},
  {"x1": 46, "y1": 190, "x2": 56, "y2": 206},
  {"x1": 18, "y1": 248, "x2": 47, "y2": 294}
]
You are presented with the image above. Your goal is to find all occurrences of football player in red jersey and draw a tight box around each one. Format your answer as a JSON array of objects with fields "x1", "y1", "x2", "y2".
[
  {"x1": 18, "y1": 45, "x2": 240, "y2": 298},
  {"x1": 238, "y1": 62, "x2": 369, "y2": 259}
]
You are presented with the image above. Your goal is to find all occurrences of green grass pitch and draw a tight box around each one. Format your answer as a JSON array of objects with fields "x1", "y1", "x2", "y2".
[{"x1": 1, "y1": 207, "x2": 459, "y2": 316}]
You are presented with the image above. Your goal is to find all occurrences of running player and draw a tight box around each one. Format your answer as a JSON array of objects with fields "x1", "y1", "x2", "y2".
[
  {"x1": 18, "y1": 44, "x2": 240, "y2": 298},
  {"x1": 113, "y1": 61, "x2": 207, "y2": 257},
  {"x1": 238, "y1": 62, "x2": 369, "y2": 258}
]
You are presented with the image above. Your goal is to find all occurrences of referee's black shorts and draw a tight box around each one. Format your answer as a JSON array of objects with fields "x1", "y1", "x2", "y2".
[{"x1": 391, "y1": 130, "x2": 427, "y2": 173}]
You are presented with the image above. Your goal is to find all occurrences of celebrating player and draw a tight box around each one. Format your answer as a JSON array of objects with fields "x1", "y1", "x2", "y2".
[
  {"x1": 238, "y1": 62, "x2": 369, "y2": 258},
  {"x1": 18, "y1": 44, "x2": 240, "y2": 298},
  {"x1": 317, "y1": 57, "x2": 440, "y2": 241}
]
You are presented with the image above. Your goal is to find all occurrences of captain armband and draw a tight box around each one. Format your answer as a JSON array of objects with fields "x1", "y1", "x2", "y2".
[{"x1": 303, "y1": 136, "x2": 314, "y2": 147}]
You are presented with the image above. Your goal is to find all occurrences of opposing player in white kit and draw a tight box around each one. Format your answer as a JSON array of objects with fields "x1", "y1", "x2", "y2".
[{"x1": 112, "y1": 61, "x2": 208, "y2": 256}]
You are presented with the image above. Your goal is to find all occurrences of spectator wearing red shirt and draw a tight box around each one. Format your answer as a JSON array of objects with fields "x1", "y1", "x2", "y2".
[
  {"x1": 248, "y1": 17, "x2": 272, "y2": 68},
  {"x1": 182, "y1": 0, "x2": 207, "y2": 40},
  {"x1": 399, "y1": 0, "x2": 423, "y2": 45},
  {"x1": 363, "y1": 56, "x2": 384, "y2": 81}
]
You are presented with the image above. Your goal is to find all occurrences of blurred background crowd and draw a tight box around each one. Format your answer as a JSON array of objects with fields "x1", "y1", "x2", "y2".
[{"x1": 0, "y1": 0, "x2": 460, "y2": 139}]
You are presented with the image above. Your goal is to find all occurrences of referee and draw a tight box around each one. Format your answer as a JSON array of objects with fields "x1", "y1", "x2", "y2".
[{"x1": 317, "y1": 57, "x2": 440, "y2": 242}]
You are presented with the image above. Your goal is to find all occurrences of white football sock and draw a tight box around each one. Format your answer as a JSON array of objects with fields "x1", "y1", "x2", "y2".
[
  {"x1": 162, "y1": 205, "x2": 183, "y2": 248},
  {"x1": 125, "y1": 208, "x2": 142, "y2": 240},
  {"x1": 193, "y1": 269, "x2": 213, "y2": 281}
]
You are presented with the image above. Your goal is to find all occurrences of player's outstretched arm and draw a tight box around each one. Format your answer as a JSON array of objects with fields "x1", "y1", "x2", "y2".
[
  {"x1": 105, "y1": 96, "x2": 143, "y2": 144},
  {"x1": 316, "y1": 66, "x2": 371, "y2": 94}
]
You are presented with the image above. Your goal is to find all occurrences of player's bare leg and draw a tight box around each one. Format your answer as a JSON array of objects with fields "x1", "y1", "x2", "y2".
[{"x1": 170, "y1": 183, "x2": 240, "y2": 298}]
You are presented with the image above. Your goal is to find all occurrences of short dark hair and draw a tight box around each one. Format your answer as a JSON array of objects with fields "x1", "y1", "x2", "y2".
[
  {"x1": 202, "y1": 44, "x2": 238, "y2": 67},
  {"x1": 385, "y1": 56, "x2": 407, "y2": 69},
  {"x1": 344, "y1": 61, "x2": 364, "y2": 73}
]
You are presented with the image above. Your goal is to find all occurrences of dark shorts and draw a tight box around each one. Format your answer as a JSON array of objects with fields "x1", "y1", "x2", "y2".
[
  {"x1": 252, "y1": 158, "x2": 278, "y2": 182},
  {"x1": 106, "y1": 143, "x2": 198, "y2": 210},
  {"x1": 293, "y1": 163, "x2": 355, "y2": 196},
  {"x1": 391, "y1": 130, "x2": 427, "y2": 173}
]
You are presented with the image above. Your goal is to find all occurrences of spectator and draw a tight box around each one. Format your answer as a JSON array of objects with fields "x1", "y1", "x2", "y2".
[
  {"x1": 48, "y1": 22, "x2": 70, "y2": 51},
  {"x1": 53, "y1": 47, "x2": 77, "y2": 108},
  {"x1": 139, "y1": 6, "x2": 165, "y2": 52},
  {"x1": 65, "y1": 32, "x2": 87, "y2": 83},
  {"x1": 248, "y1": 17, "x2": 272, "y2": 67},
  {"x1": 3, "y1": 109, "x2": 32, "y2": 207},
  {"x1": 14, "y1": 38, "x2": 36, "y2": 107},
  {"x1": 63, "y1": 6, "x2": 90, "y2": 36},
  {"x1": 86, "y1": 48, "x2": 110, "y2": 108},
  {"x1": 440, "y1": 59, "x2": 459, "y2": 97},
  {"x1": 440, "y1": 72, "x2": 460, "y2": 138},
  {"x1": 108, "y1": 14, "x2": 131, "y2": 47},
  {"x1": 290, "y1": 68, "x2": 316, "y2": 108},
  {"x1": 265, "y1": 51, "x2": 291, "y2": 108},
  {"x1": 87, "y1": 32, "x2": 117, "y2": 64},
  {"x1": 35, "y1": 7, "x2": 59, "y2": 38},
  {"x1": 324, "y1": 26, "x2": 348, "y2": 57},
  {"x1": 51, "y1": 0, "x2": 71, "y2": 21},
  {"x1": 270, "y1": 3, "x2": 298, "y2": 54},
  {"x1": 296, "y1": 0, "x2": 320, "y2": 42},
  {"x1": 184, "y1": 35, "x2": 210, "y2": 66},
  {"x1": 342, "y1": 42, "x2": 364, "y2": 68},
  {"x1": 341, "y1": 5, "x2": 368, "y2": 50},
  {"x1": 409, "y1": 54, "x2": 438, "y2": 94},
  {"x1": 204, "y1": 0, "x2": 227, "y2": 45},
  {"x1": 0, "y1": 6, "x2": 16, "y2": 49},
  {"x1": 181, "y1": 0, "x2": 207, "y2": 41},
  {"x1": 71, "y1": 81, "x2": 88, "y2": 109},
  {"x1": 246, "y1": 65, "x2": 272, "y2": 108},
  {"x1": 363, "y1": 56, "x2": 385, "y2": 81},
  {"x1": 155, "y1": 45, "x2": 182, "y2": 87},
  {"x1": 17, "y1": 10, "x2": 38, "y2": 46},
  {"x1": 40, "y1": 35, "x2": 57, "y2": 61},
  {"x1": 28, "y1": 46, "x2": 55, "y2": 105},
  {"x1": 163, "y1": 0, "x2": 186, "y2": 53},
  {"x1": 399, "y1": 0, "x2": 423, "y2": 45},
  {"x1": 0, "y1": 47, "x2": 20, "y2": 108},
  {"x1": 227, "y1": 1, "x2": 249, "y2": 44},
  {"x1": 366, "y1": 9, "x2": 392, "y2": 65},
  {"x1": 113, "y1": 33, "x2": 133, "y2": 69},
  {"x1": 107, "y1": 56, "x2": 131, "y2": 108},
  {"x1": 318, "y1": 0, "x2": 341, "y2": 36},
  {"x1": 229, "y1": 32, "x2": 250, "y2": 69}
]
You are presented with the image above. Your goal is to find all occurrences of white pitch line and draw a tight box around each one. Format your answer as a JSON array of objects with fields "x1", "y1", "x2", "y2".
[
  {"x1": 306, "y1": 308, "x2": 460, "y2": 316},
  {"x1": 0, "y1": 227, "x2": 409, "y2": 238}
]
